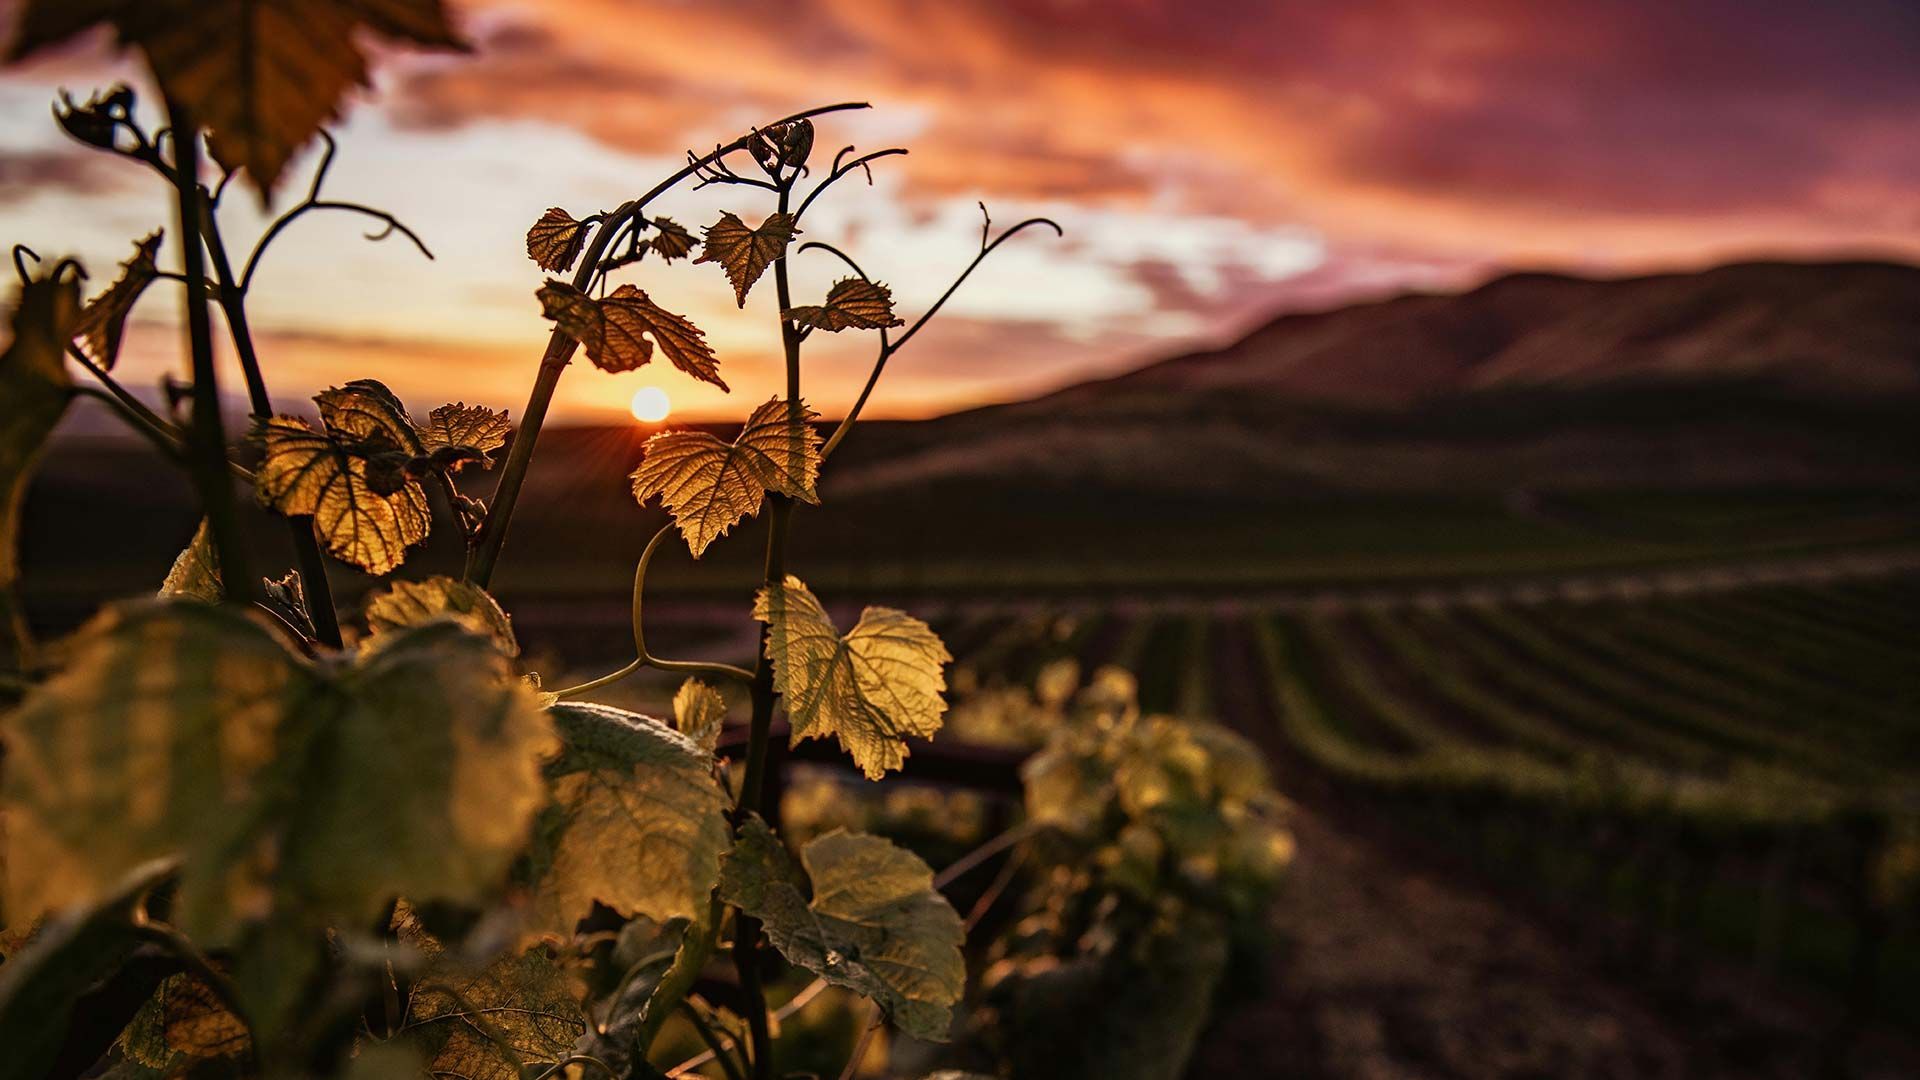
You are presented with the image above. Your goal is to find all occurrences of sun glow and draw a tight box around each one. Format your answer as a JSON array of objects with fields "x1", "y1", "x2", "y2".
[{"x1": 630, "y1": 386, "x2": 671, "y2": 423}]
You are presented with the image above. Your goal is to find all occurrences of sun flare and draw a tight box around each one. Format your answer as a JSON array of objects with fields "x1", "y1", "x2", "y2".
[{"x1": 630, "y1": 386, "x2": 671, "y2": 423}]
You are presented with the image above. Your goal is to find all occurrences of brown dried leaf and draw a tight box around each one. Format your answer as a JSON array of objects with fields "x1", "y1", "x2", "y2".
[
  {"x1": 694, "y1": 211, "x2": 798, "y2": 307},
  {"x1": 71, "y1": 230, "x2": 162, "y2": 369},
  {"x1": 630, "y1": 397, "x2": 820, "y2": 558},
  {"x1": 8, "y1": 0, "x2": 470, "y2": 199},
  {"x1": 525, "y1": 207, "x2": 589, "y2": 272},
  {"x1": 538, "y1": 280, "x2": 724, "y2": 389},
  {"x1": 785, "y1": 277, "x2": 905, "y2": 333},
  {"x1": 645, "y1": 216, "x2": 696, "y2": 262}
]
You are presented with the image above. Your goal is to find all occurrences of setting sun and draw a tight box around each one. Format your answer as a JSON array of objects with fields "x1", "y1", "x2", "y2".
[{"x1": 630, "y1": 385, "x2": 671, "y2": 423}]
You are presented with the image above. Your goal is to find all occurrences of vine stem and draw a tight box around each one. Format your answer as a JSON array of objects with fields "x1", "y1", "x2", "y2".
[
  {"x1": 466, "y1": 101, "x2": 871, "y2": 589},
  {"x1": 164, "y1": 99, "x2": 255, "y2": 605},
  {"x1": 194, "y1": 183, "x2": 342, "y2": 645},
  {"x1": 552, "y1": 525, "x2": 753, "y2": 699}
]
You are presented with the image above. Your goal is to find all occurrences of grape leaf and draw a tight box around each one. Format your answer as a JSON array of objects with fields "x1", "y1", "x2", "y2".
[
  {"x1": 317, "y1": 378, "x2": 421, "y2": 453},
  {"x1": 537, "y1": 280, "x2": 725, "y2": 388},
  {"x1": 399, "y1": 933, "x2": 586, "y2": 1080},
  {"x1": 159, "y1": 972, "x2": 249, "y2": 1059},
  {"x1": 158, "y1": 519, "x2": 222, "y2": 603},
  {"x1": 0, "y1": 601, "x2": 552, "y2": 940},
  {"x1": 785, "y1": 277, "x2": 905, "y2": 333},
  {"x1": 753, "y1": 576, "x2": 951, "y2": 780},
  {"x1": 0, "y1": 860, "x2": 173, "y2": 1080},
  {"x1": 718, "y1": 818, "x2": 964, "y2": 1041},
  {"x1": 525, "y1": 207, "x2": 589, "y2": 273},
  {"x1": 694, "y1": 212, "x2": 798, "y2": 307},
  {"x1": 674, "y1": 678, "x2": 726, "y2": 753},
  {"x1": 524, "y1": 703, "x2": 731, "y2": 937},
  {"x1": 417, "y1": 402, "x2": 511, "y2": 471},
  {"x1": 0, "y1": 272, "x2": 80, "y2": 671},
  {"x1": 645, "y1": 216, "x2": 696, "y2": 263},
  {"x1": 630, "y1": 397, "x2": 821, "y2": 558},
  {"x1": 255, "y1": 415, "x2": 431, "y2": 575},
  {"x1": 71, "y1": 230, "x2": 162, "y2": 369},
  {"x1": 7, "y1": 1, "x2": 470, "y2": 198},
  {"x1": 364, "y1": 575, "x2": 516, "y2": 655}
]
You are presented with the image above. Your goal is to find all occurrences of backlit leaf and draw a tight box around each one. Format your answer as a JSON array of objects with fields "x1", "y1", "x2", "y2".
[
  {"x1": 537, "y1": 280, "x2": 724, "y2": 388},
  {"x1": 645, "y1": 216, "x2": 696, "y2": 262},
  {"x1": 0, "y1": 600, "x2": 552, "y2": 940},
  {"x1": 785, "y1": 277, "x2": 905, "y2": 333},
  {"x1": 365, "y1": 575, "x2": 516, "y2": 655},
  {"x1": 694, "y1": 211, "x2": 798, "y2": 307},
  {"x1": 630, "y1": 397, "x2": 820, "y2": 558},
  {"x1": 8, "y1": 0, "x2": 470, "y2": 198},
  {"x1": 0, "y1": 272, "x2": 79, "y2": 671},
  {"x1": 718, "y1": 818, "x2": 964, "y2": 1041},
  {"x1": 674, "y1": 679, "x2": 726, "y2": 753},
  {"x1": 753, "y1": 576, "x2": 951, "y2": 780},
  {"x1": 158, "y1": 519, "x2": 222, "y2": 603},
  {"x1": 316, "y1": 378, "x2": 421, "y2": 453},
  {"x1": 159, "y1": 972, "x2": 249, "y2": 1059},
  {"x1": 255, "y1": 415, "x2": 431, "y2": 575},
  {"x1": 71, "y1": 230, "x2": 161, "y2": 369},
  {"x1": 399, "y1": 930, "x2": 585, "y2": 1080},
  {"x1": 0, "y1": 860, "x2": 173, "y2": 1080},
  {"x1": 524, "y1": 702, "x2": 731, "y2": 937},
  {"x1": 525, "y1": 207, "x2": 589, "y2": 273},
  {"x1": 417, "y1": 402, "x2": 511, "y2": 471}
]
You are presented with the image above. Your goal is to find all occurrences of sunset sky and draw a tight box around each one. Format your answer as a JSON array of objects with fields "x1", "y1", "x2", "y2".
[{"x1": 4, "y1": 0, "x2": 1918, "y2": 423}]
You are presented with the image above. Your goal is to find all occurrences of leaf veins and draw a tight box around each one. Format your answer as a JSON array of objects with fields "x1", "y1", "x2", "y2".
[
  {"x1": 417, "y1": 402, "x2": 511, "y2": 472},
  {"x1": 718, "y1": 817, "x2": 965, "y2": 1041},
  {"x1": 630, "y1": 397, "x2": 821, "y2": 558},
  {"x1": 753, "y1": 576, "x2": 951, "y2": 780},
  {"x1": 537, "y1": 280, "x2": 725, "y2": 389},
  {"x1": 694, "y1": 211, "x2": 799, "y2": 307},
  {"x1": 525, "y1": 207, "x2": 589, "y2": 272},
  {"x1": 644, "y1": 216, "x2": 697, "y2": 262},
  {"x1": 255, "y1": 415, "x2": 431, "y2": 576},
  {"x1": 364, "y1": 575, "x2": 517, "y2": 655},
  {"x1": 786, "y1": 277, "x2": 906, "y2": 333}
]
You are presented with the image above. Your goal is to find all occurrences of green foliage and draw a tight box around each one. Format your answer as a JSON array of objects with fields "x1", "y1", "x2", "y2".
[
  {"x1": 524, "y1": 702, "x2": 731, "y2": 937},
  {"x1": 1, "y1": 601, "x2": 552, "y2": 943},
  {"x1": 720, "y1": 816, "x2": 966, "y2": 1041}
]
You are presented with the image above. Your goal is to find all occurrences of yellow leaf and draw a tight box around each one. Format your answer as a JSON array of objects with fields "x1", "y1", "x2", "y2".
[
  {"x1": 537, "y1": 280, "x2": 725, "y2": 389},
  {"x1": 254, "y1": 415, "x2": 431, "y2": 575},
  {"x1": 694, "y1": 211, "x2": 798, "y2": 307},
  {"x1": 718, "y1": 818, "x2": 964, "y2": 1040},
  {"x1": 0, "y1": 601, "x2": 553, "y2": 940},
  {"x1": 644, "y1": 216, "x2": 696, "y2": 263},
  {"x1": 417, "y1": 402, "x2": 511, "y2": 464},
  {"x1": 364, "y1": 575, "x2": 516, "y2": 655},
  {"x1": 316, "y1": 378, "x2": 420, "y2": 452},
  {"x1": 752, "y1": 576, "x2": 951, "y2": 780},
  {"x1": 0, "y1": 271, "x2": 80, "y2": 671},
  {"x1": 525, "y1": 207, "x2": 588, "y2": 273},
  {"x1": 8, "y1": 0, "x2": 469, "y2": 198},
  {"x1": 158, "y1": 519, "x2": 222, "y2": 603},
  {"x1": 524, "y1": 703, "x2": 731, "y2": 937},
  {"x1": 70, "y1": 230, "x2": 161, "y2": 370},
  {"x1": 785, "y1": 277, "x2": 905, "y2": 333},
  {"x1": 674, "y1": 678, "x2": 726, "y2": 752},
  {"x1": 630, "y1": 397, "x2": 820, "y2": 558}
]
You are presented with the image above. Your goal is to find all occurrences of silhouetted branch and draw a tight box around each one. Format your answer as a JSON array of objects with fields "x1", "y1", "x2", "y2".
[{"x1": 794, "y1": 147, "x2": 906, "y2": 221}]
